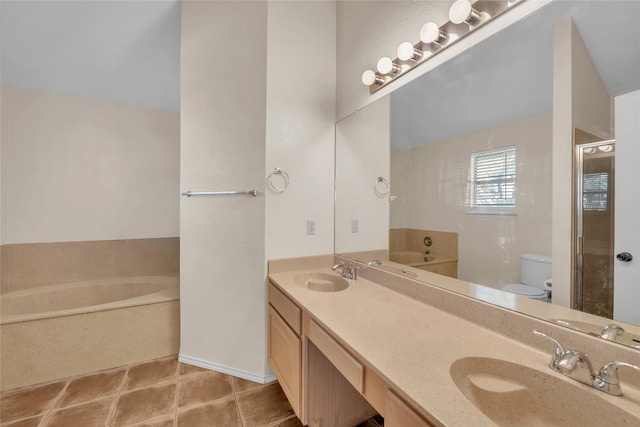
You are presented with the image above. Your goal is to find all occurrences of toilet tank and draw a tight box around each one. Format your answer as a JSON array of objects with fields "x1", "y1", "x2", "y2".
[{"x1": 520, "y1": 254, "x2": 552, "y2": 289}]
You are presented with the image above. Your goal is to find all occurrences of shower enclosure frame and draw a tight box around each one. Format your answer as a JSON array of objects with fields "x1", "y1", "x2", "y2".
[{"x1": 573, "y1": 139, "x2": 615, "y2": 316}]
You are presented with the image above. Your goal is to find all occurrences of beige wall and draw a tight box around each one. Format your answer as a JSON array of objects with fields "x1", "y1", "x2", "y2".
[
  {"x1": 180, "y1": 1, "x2": 336, "y2": 381},
  {"x1": 391, "y1": 113, "x2": 553, "y2": 288},
  {"x1": 1, "y1": 238, "x2": 179, "y2": 292},
  {"x1": 265, "y1": 1, "x2": 336, "y2": 260},
  {"x1": 180, "y1": 0, "x2": 268, "y2": 380},
  {"x1": 552, "y1": 19, "x2": 612, "y2": 308},
  {"x1": 0, "y1": 83, "x2": 180, "y2": 244},
  {"x1": 335, "y1": 96, "x2": 390, "y2": 255}
]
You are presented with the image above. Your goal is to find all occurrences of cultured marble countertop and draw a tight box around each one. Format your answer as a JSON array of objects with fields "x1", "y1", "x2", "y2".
[{"x1": 269, "y1": 267, "x2": 640, "y2": 427}]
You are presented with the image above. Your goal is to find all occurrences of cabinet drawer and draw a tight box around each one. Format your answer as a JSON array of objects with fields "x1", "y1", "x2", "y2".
[
  {"x1": 268, "y1": 306, "x2": 302, "y2": 418},
  {"x1": 308, "y1": 319, "x2": 363, "y2": 393},
  {"x1": 269, "y1": 282, "x2": 301, "y2": 335},
  {"x1": 385, "y1": 389, "x2": 433, "y2": 427}
]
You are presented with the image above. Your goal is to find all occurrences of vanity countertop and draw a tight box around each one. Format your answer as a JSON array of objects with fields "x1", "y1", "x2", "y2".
[{"x1": 268, "y1": 267, "x2": 640, "y2": 426}]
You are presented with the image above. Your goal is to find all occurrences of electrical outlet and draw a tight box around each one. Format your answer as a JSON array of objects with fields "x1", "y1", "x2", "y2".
[
  {"x1": 307, "y1": 219, "x2": 317, "y2": 235},
  {"x1": 351, "y1": 219, "x2": 359, "y2": 233}
]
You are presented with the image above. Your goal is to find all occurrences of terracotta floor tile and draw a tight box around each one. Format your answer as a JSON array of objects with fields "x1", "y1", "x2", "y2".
[
  {"x1": 271, "y1": 416, "x2": 304, "y2": 427},
  {"x1": 236, "y1": 382, "x2": 294, "y2": 427},
  {"x1": 57, "y1": 368, "x2": 125, "y2": 408},
  {"x1": 0, "y1": 382, "x2": 66, "y2": 423},
  {"x1": 0, "y1": 415, "x2": 43, "y2": 427},
  {"x1": 112, "y1": 383, "x2": 176, "y2": 426},
  {"x1": 126, "y1": 358, "x2": 177, "y2": 390},
  {"x1": 129, "y1": 416, "x2": 174, "y2": 427},
  {"x1": 178, "y1": 371, "x2": 233, "y2": 408},
  {"x1": 177, "y1": 397, "x2": 241, "y2": 427},
  {"x1": 178, "y1": 362, "x2": 210, "y2": 376},
  {"x1": 232, "y1": 376, "x2": 267, "y2": 393},
  {"x1": 44, "y1": 398, "x2": 112, "y2": 427}
]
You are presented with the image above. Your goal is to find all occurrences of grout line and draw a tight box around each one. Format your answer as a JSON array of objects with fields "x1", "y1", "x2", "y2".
[
  {"x1": 173, "y1": 361, "x2": 180, "y2": 427},
  {"x1": 230, "y1": 376, "x2": 247, "y2": 427},
  {"x1": 263, "y1": 414, "x2": 300, "y2": 427},
  {"x1": 36, "y1": 380, "x2": 70, "y2": 426},
  {"x1": 105, "y1": 365, "x2": 130, "y2": 426}
]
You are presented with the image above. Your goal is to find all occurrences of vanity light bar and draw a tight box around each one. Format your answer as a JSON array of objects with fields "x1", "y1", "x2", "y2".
[{"x1": 362, "y1": 0, "x2": 524, "y2": 93}]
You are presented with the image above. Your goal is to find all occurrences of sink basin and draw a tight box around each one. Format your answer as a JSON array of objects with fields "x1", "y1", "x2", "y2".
[
  {"x1": 294, "y1": 273, "x2": 349, "y2": 292},
  {"x1": 450, "y1": 357, "x2": 639, "y2": 426}
]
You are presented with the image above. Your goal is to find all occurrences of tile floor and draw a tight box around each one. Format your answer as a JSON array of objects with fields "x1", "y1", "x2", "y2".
[{"x1": 0, "y1": 356, "x2": 303, "y2": 427}]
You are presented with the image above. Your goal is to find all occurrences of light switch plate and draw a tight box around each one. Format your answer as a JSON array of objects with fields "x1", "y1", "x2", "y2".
[{"x1": 307, "y1": 219, "x2": 317, "y2": 235}]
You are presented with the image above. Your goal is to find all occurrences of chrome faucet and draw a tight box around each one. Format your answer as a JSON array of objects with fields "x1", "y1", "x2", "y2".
[
  {"x1": 600, "y1": 324, "x2": 625, "y2": 341},
  {"x1": 533, "y1": 330, "x2": 565, "y2": 369},
  {"x1": 534, "y1": 329, "x2": 640, "y2": 396},
  {"x1": 594, "y1": 361, "x2": 640, "y2": 396},
  {"x1": 332, "y1": 262, "x2": 357, "y2": 280},
  {"x1": 555, "y1": 349, "x2": 596, "y2": 387}
]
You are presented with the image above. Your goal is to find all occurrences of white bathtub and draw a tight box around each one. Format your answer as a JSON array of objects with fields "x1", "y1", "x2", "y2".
[{"x1": 0, "y1": 276, "x2": 180, "y2": 391}]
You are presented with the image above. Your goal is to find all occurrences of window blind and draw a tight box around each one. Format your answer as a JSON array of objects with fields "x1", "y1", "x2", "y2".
[
  {"x1": 583, "y1": 172, "x2": 608, "y2": 211},
  {"x1": 471, "y1": 147, "x2": 516, "y2": 207}
]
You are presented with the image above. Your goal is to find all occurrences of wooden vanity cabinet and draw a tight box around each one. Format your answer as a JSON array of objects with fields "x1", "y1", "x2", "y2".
[
  {"x1": 268, "y1": 281, "x2": 434, "y2": 427},
  {"x1": 385, "y1": 389, "x2": 434, "y2": 427},
  {"x1": 268, "y1": 285, "x2": 303, "y2": 419}
]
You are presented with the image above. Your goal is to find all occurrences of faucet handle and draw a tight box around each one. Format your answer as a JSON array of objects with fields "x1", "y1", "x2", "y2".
[
  {"x1": 596, "y1": 361, "x2": 640, "y2": 396},
  {"x1": 533, "y1": 329, "x2": 566, "y2": 369},
  {"x1": 332, "y1": 262, "x2": 346, "y2": 271},
  {"x1": 600, "y1": 324, "x2": 625, "y2": 341}
]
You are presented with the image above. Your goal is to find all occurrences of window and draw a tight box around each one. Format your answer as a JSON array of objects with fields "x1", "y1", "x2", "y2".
[
  {"x1": 583, "y1": 172, "x2": 608, "y2": 211},
  {"x1": 468, "y1": 146, "x2": 516, "y2": 215}
]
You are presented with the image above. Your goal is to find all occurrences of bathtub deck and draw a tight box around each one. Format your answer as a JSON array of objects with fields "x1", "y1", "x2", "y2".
[{"x1": 0, "y1": 356, "x2": 301, "y2": 427}]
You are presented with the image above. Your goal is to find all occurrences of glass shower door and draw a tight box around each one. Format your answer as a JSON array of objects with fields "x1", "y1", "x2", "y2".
[{"x1": 575, "y1": 140, "x2": 615, "y2": 318}]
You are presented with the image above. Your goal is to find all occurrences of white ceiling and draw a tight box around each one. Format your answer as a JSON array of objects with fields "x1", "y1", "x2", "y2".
[
  {"x1": 0, "y1": 0, "x2": 181, "y2": 111},
  {"x1": 391, "y1": 0, "x2": 640, "y2": 149},
  {"x1": 1, "y1": 1, "x2": 638, "y2": 121}
]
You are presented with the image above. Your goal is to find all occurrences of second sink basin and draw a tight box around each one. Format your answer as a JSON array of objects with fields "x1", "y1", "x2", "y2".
[
  {"x1": 450, "y1": 357, "x2": 638, "y2": 426},
  {"x1": 294, "y1": 272, "x2": 349, "y2": 292}
]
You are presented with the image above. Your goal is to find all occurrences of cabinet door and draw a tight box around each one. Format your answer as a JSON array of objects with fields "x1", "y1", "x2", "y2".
[
  {"x1": 269, "y1": 306, "x2": 302, "y2": 418},
  {"x1": 385, "y1": 389, "x2": 434, "y2": 427}
]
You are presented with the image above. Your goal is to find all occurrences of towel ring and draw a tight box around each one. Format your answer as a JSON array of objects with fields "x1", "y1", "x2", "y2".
[
  {"x1": 267, "y1": 168, "x2": 290, "y2": 193},
  {"x1": 374, "y1": 176, "x2": 390, "y2": 197}
]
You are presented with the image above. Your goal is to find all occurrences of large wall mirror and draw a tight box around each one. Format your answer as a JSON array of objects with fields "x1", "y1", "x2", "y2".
[{"x1": 335, "y1": 0, "x2": 640, "y2": 350}]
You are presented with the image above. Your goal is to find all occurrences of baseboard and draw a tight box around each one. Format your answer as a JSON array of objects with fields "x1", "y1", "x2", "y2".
[{"x1": 178, "y1": 354, "x2": 277, "y2": 384}]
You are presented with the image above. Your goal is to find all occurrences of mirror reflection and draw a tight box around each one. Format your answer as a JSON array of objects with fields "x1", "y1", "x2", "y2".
[{"x1": 335, "y1": 0, "x2": 640, "y2": 348}]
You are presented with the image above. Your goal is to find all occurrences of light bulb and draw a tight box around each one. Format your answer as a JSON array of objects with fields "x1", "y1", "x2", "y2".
[
  {"x1": 362, "y1": 70, "x2": 381, "y2": 86},
  {"x1": 599, "y1": 145, "x2": 613, "y2": 153},
  {"x1": 449, "y1": 0, "x2": 482, "y2": 25},
  {"x1": 583, "y1": 147, "x2": 596, "y2": 154},
  {"x1": 376, "y1": 57, "x2": 401, "y2": 75},
  {"x1": 397, "y1": 42, "x2": 422, "y2": 61},
  {"x1": 420, "y1": 22, "x2": 447, "y2": 45}
]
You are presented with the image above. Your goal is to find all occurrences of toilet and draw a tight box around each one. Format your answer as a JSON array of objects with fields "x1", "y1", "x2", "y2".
[{"x1": 503, "y1": 254, "x2": 552, "y2": 301}]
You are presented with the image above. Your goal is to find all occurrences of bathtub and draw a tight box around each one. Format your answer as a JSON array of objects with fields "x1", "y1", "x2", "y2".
[
  {"x1": 0, "y1": 276, "x2": 180, "y2": 391},
  {"x1": 388, "y1": 251, "x2": 458, "y2": 278}
]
